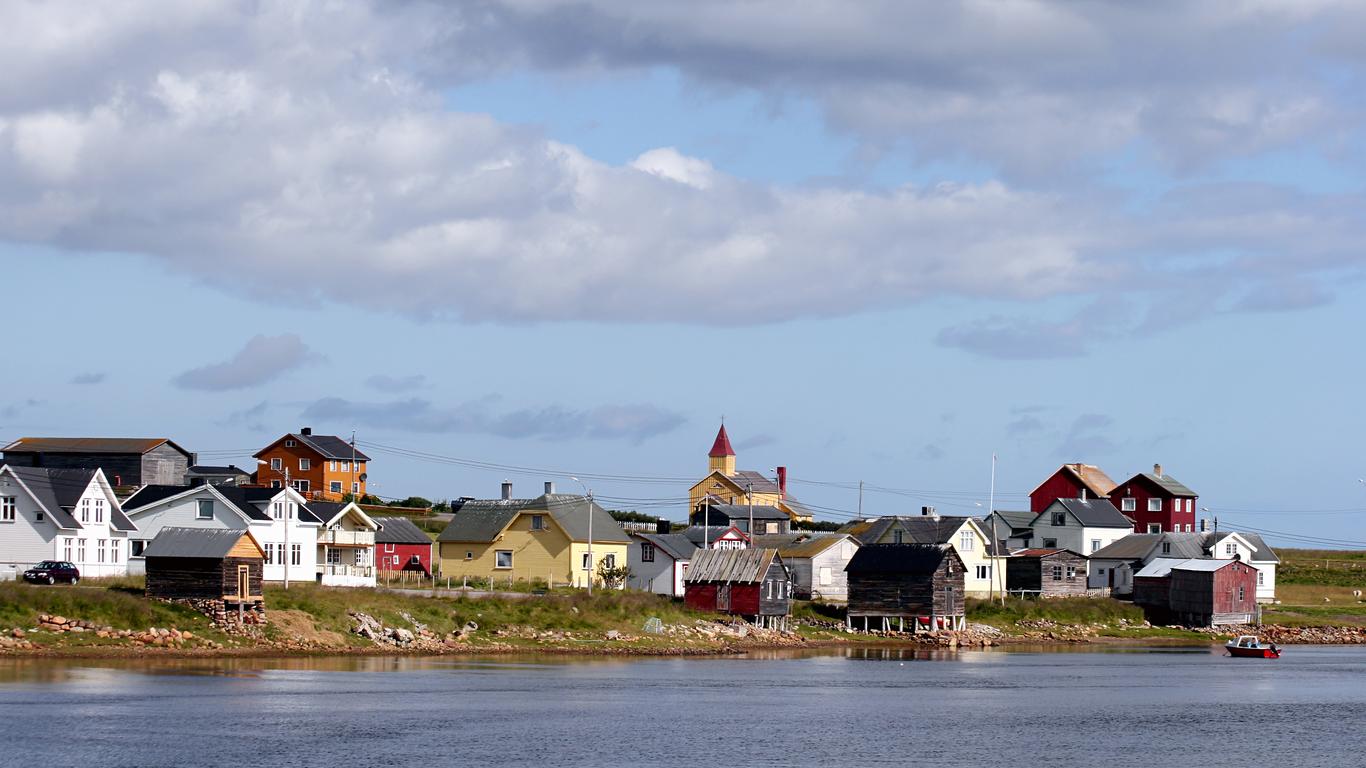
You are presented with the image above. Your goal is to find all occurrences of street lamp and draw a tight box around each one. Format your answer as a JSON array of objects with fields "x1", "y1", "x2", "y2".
[
  {"x1": 258, "y1": 459, "x2": 292, "y2": 590},
  {"x1": 569, "y1": 476, "x2": 593, "y2": 595}
]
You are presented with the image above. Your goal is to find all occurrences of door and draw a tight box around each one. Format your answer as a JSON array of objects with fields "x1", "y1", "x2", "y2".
[
  {"x1": 717, "y1": 584, "x2": 731, "y2": 611},
  {"x1": 237, "y1": 565, "x2": 250, "y2": 600}
]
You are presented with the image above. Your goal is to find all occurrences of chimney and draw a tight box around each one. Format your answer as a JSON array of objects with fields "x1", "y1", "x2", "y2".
[
  {"x1": 1153, "y1": 463, "x2": 1163, "y2": 478},
  {"x1": 921, "y1": 505, "x2": 936, "y2": 517},
  {"x1": 501, "y1": 480, "x2": 513, "y2": 500},
  {"x1": 1199, "y1": 518, "x2": 1207, "y2": 532},
  {"x1": 301, "y1": 427, "x2": 312, "y2": 436},
  {"x1": 544, "y1": 481, "x2": 555, "y2": 495},
  {"x1": 1081, "y1": 488, "x2": 1087, "y2": 500},
  {"x1": 656, "y1": 518, "x2": 671, "y2": 535},
  {"x1": 776, "y1": 466, "x2": 787, "y2": 498}
]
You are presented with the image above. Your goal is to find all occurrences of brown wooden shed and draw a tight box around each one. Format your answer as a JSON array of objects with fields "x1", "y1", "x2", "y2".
[
  {"x1": 1006, "y1": 548, "x2": 1090, "y2": 598},
  {"x1": 144, "y1": 527, "x2": 265, "y2": 606},
  {"x1": 844, "y1": 544, "x2": 966, "y2": 633}
]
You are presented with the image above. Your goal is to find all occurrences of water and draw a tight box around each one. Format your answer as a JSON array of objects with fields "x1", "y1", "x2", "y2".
[{"x1": 2, "y1": 645, "x2": 1364, "y2": 767}]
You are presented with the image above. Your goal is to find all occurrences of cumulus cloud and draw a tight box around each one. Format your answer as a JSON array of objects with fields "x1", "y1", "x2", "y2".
[
  {"x1": 70, "y1": 372, "x2": 105, "y2": 385},
  {"x1": 174, "y1": 334, "x2": 318, "y2": 391},
  {"x1": 300, "y1": 397, "x2": 686, "y2": 444}
]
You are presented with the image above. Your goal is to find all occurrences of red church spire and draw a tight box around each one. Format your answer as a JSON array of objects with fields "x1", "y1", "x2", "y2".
[{"x1": 709, "y1": 423, "x2": 735, "y2": 457}]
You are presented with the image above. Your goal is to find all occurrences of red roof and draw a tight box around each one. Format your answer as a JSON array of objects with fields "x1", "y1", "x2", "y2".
[{"x1": 708, "y1": 424, "x2": 735, "y2": 458}]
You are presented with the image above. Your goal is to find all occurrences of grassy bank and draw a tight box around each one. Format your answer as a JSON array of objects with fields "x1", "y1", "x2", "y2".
[
  {"x1": 1277, "y1": 549, "x2": 1366, "y2": 588},
  {"x1": 0, "y1": 579, "x2": 230, "y2": 645}
]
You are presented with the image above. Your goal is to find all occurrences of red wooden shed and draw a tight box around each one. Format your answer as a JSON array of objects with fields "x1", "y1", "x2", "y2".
[
  {"x1": 684, "y1": 548, "x2": 792, "y2": 629},
  {"x1": 373, "y1": 516, "x2": 433, "y2": 576}
]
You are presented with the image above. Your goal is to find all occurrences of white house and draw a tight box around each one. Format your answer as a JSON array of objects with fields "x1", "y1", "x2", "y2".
[
  {"x1": 0, "y1": 465, "x2": 137, "y2": 579},
  {"x1": 839, "y1": 513, "x2": 1005, "y2": 598},
  {"x1": 751, "y1": 532, "x2": 860, "y2": 602},
  {"x1": 628, "y1": 532, "x2": 698, "y2": 597},
  {"x1": 122, "y1": 484, "x2": 321, "y2": 584},
  {"x1": 1206, "y1": 531, "x2": 1279, "y2": 602},
  {"x1": 307, "y1": 500, "x2": 378, "y2": 587},
  {"x1": 1024, "y1": 499, "x2": 1134, "y2": 563}
]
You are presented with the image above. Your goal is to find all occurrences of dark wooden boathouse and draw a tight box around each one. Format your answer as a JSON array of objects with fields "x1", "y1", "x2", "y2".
[
  {"x1": 144, "y1": 527, "x2": 265, "y2": 607},
  {"x1": 1006, "y1": 548, "x2": 1090, "y2": 598},
  {"x1": 684, "y1": 548, "x2": 792, "y2": 629},
  {"x1": 844, "y1": 544, "x2": 966, "y2": 633}
]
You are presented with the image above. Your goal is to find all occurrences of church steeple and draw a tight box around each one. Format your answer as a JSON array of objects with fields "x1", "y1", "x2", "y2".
[{"x1": 708, "y1": 423, "x2": 736, "y2": 475}]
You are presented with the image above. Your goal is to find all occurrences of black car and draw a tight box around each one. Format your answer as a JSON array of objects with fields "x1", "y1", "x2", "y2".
[{"x1": 23, "y1": 561, "x2": 80, "y2": 585}]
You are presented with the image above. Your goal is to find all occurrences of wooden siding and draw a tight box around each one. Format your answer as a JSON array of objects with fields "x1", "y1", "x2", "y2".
[
  {"x1": 254, "y1": 440, "x2": 367, "y2": 500},
  {"x1": 1006, "y1": 551, "x2": 1089, "y2": 597},
  {"x1": 142, "y1": 443, "x2": 191, "y2": 485},
  {"x1": 847, "y1": 558, "x2": 966, "y2": 619},
  {"x1": 1030, "y1": 470, "x2": 1092, "y2": 513},
  {"x1": 1109, "y1": 476, "x2": 1196, "y2": 534},
  {"x1": 146, "y1": 555, "x2": 263, "y2": 601}
]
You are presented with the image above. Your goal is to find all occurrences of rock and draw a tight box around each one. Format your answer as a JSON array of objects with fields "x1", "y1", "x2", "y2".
[
  {"x1": 11, "y1": 629, "x2": 24, "y2": 639},
  {"x1": 181, "y1": 631, "x2": 194, "y2": 640},
  {"x1": 69, "y1": 626, "x2": 85, "y2": 633},
  {"x1": 605, "y1": 630, "x2": 621, "y2": 640},
  {"x1": 50, "y1": 616, "x2": 68, "y2": 627}
]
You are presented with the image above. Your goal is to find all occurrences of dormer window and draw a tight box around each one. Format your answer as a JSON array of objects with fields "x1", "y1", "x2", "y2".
[
  {"x1": 1161, "y1": 542, "x2": 1171, "y2": 554},
  {"x1": 530, "y1": 515, "x2": 545, "y2": 531}
]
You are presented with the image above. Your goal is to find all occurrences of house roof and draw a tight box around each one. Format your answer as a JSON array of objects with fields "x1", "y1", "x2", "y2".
[
  {"x1": 373, "y1": 516, "x2": 433, "y2": 544},
  {"x1": 837, "y1": 515, "x2": 978, "y2": 546},
  {"x1": 708, "y1": 424, "x2": 735, "y2": 457},
  {"x1": 143, "y1": 527, "x2": 259, "y2": 559},
  {"x1": 1013, "y1": 548, "x2": 1082, "y2": 558},
  {"x1": 124, "y1": 484, "x2": 322, "y2": 525},
  {"x1": 1206, "y1": 531, "x2": 1280, "y2": 563},
  {"x1": 845, "y1": 544, "x2": 955, "y2": 574},
  {"x1": 2, "y1": 466, "x2": 135, "y2": 532},
  {"x1": 255, "y1": 433, "x2": 371, "y2": 461},
  {"x1": 1030, "y1": 463, "x2": 1118, "y2": 499},
  {"x1": 1048, "y1": 498, "x2": 1134, "y2": 529},
  {"x1": 749, "y1": 532, "x2": 850, "y2": 559},
  {"x1": 1090, "y1": 532, "x2": 1211, "y2": 561},
  {"x1": 2, "y1": 437, "x2": 190, "y2": 457},
  {"x1": 123, "y1": 484, "x2": 198, "y2": 512},
  {"x1": 186, "y1": 464, "x2": 250, "y2": 476},
  {"x1": 1133, "y1": 557, "x2": 1187, "y2": 579},
  {"x1": 632, "y1": 532, "x2": 698, "y2": 561},
  {"x1": 697, "y1": 503, "x2": 790, "y2": 522},
  {"x1": 436, "y1": 494, "x2": 629, "y2": 544},
  {"x1": 681, "y1": 525, "x2": 748, "y2": 547},
  {"x1": 684, "y1": 548, "x2": 780, "y2": 584},
  {"x1": 986, "y1": 510, "x2": 1036, "y2": 533},
  {"x1": 1126, "y1": 472, "x2": 1197, "y2": 497},
  {"x1": 307, "y1": 501, "x2": 375, "y2": 529}
]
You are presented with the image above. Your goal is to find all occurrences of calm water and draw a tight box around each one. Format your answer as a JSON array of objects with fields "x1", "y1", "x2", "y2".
[{"x1": 2, "y1": 645, "x2": 1364, "y2": 767}]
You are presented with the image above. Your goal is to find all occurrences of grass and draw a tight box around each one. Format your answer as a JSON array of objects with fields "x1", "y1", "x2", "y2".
[
  {"x1": 1276, "y1": 549, "x2": 1366, "y2": 588},
  {"x1": 0, "y1": 580, "x2": 221, "y2": 635}
]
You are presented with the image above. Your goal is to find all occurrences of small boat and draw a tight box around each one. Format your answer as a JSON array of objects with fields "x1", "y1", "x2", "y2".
[{"x1": 1225, "y1": 635, "x2": 1280, "y2": 658}]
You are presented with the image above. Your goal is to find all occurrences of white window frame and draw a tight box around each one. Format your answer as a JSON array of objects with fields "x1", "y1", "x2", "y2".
[
  {"x1": 285, "y1": 440, "x2": 296, "y2": 448},
  {"x1": 270, "y1": 457, "x2": 283, "y2": 471},
  {"x1": 1121, "y1": 497, "x2": 1136, "y2": 512},
  {"x1": 329, "y1": 461, "x2": 337, "y2": 471},
  {"x1": 340, "y1": 461, "x2": 350, "y2": 472},
  {"x1": 80, "y1": 498, "x2": 91, "y2": 523},
  {"x1": 530, "y1": 515, "x2": 545, "y2": 531},
  {"x1": 1090, "y1": 539, "x2": 1101, "y2": 553},
  {"x1": 1225, "y1": 542, "x2": 1236, "y2": 556},
  {"x1": 1147, "y1": 523, "x2": 1162, "y2": 534},
  {"x1": 77, "y1": 538, "x2": 87, "y2": 563},
  {"x1": 974, "y1": 564, "x2": 989, "y2": 580},
  {"x1": 273, "y1": 502, "x2": 284, "y2": 520},
  {"x1": 959, "y1": 530, "x2": 974, "y2": 552},
  {"x1": 291, "y1": 543, "x2": 301, "y2": 566},
  {"x1": 604, "y1": 554, "x2": 616, "y2": 569},
  {"x1": 495, "y1": 550, "x2": 513, "y2": 569},
  {"x1": 63, "y1": 538, "x2": 73, "y2": 561},
  {"x1": 197, "y1": 499, "x2": 214, "y2": 520},
  {"x1": 1172, "y1": 498, "x2": 1181, "y2": 512},
  {"x1": 820, "y1": 566, "x2": 833, "y2": 586},
  {"x1": 299, "y1": 458, "x2": 311, "y2": 471},
  {"x1": 1257, "y1": 571, "x2": 1264, "y2": 586},
  {"x1": 1148, "y1": 498, "x2": 1162, "y2": 512},
  {"x1": 97, "y1": 538, "x2": 107, "y2": 563},
  {"x1": 329, "y1": 481, "x2": 342, "y2": 494},
  {"x1": 94, "y1": 498, "x2": 104, "y2": 523},
  {"x1": 0, "y1": 496, "x2": 15, "y2": 522},
  {"x1": 109, "y1": 539, "x2": 120, "y2": 563}
]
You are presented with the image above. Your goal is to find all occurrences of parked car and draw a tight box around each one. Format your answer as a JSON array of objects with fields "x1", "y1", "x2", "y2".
[{"x1": 23, "y1": 561, "x2": 80, "y2": 585}]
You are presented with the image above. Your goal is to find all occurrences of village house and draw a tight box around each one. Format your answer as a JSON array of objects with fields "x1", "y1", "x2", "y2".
[
  {"x1": 838, "y1": 510, "x2": 1001, "y2": 597},
  {"x1": 0, "y1": 465, "x2": 137, "y2": 580},
  {"x1": 307, "y1": 500, "x2": 378, "y2": 587},
  {"x1": 682, "y1": 524, "x2": 751, "y2": 550},
  {"x1": 844, "y1": 544, "x2": 967, "y2": 633},
  {"x1": 750, "y1": 532, "x2": 859, "y2": 602},
  {"x1": 1029, "y1": 462, "x2": 1118, "y2": 513},
  {"x1": 1023, "y1": 498, "x2": 1134, "y2": 559},
  {"x1": 629, "y1": 531, "x2": 698, "y2": 597},
  {"x1": 979, "y1": 509, "x2": 1037, "y2": 553},
  {"x1": 1088, "y1": 530, "x2": 1279, "y2": 601},
  {"x1": 372, "y1": 516, "x2": 434, "y2": 577},
  {"x1": 1108, "y1": 464, "x2": 1198, "y2": 534},
  {"x1": 1006, "y1": 548, "x2": 1090, "y2": 598},
  {"x1": 253, "y1": 428, "x2": 370, "y2": 501},
  {"x1": 1133, "y1": 557, "x2": 1259, "y2": 627},
  {"x1": 143, "y1": 526, "x2": 265, "y2": 612},
  {"x1": 683, "y1": 548, "x2": 792, "y2": 629},
  {"x1": 185, "y1": 464, "x2": 253, "y2": 487},
  {"x1": 2, "y1": 437, "x2": 194, "y2": 487},
  {"x1": 434, "y1": 482, "x2": 629, "y2": 589},
  {"x1": 1206, "y1": 531, "x2": 1279, "y2": 602},
  {"x1": 688, "y1": 501, "x2": 791, "y2": 535},
  {"x1": 687, "y1": 425, "x2": 816, "y2": 524},
  {"x1": 121, "y1": 484, "x2": 322, "y2": 584}
]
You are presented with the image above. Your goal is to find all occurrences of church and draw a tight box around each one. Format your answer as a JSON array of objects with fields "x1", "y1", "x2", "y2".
[{"x1": 687, "y1": 425, "x2": 815, "y2": 526}]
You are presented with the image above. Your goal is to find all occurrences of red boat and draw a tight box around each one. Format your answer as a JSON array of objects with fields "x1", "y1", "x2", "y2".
[{"x1": 1225, "y1": 635, "x2": 1280, "y2": 658}]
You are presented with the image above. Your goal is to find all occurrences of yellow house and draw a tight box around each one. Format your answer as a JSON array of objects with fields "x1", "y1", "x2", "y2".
[
  {"x1": 687, "y1": 425, "x2": 814, "y2": 523},
  {"x1": 838, "y1": 514, "x2": 1006, "y2": 598},
  {"x1": 435, "y1": 487, "x2": 630, "y2": 589}
]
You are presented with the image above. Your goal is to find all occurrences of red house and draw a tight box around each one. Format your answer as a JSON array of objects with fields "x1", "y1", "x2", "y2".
[
  {"x1": 373, "y1": 516, "x2": 433, "y2": 576},
  {"x1": 684, "y1": 548, "x2": 792, "y2": 629},
  {"x1": 1133, "y1": 557, "x2": 1257, "y2": 627},
  {"x1": 1109, "y1": 464, "x2": 1197, "y2": 534},
  {"x1": 1028, "y1": 463, "x2": 1118, "y2": 513}
]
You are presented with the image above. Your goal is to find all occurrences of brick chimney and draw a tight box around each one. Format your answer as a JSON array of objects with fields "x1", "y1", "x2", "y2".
[
  {"x1": 776, "y1": 466, "x2": 787, "y2": 498},
  {"x1": 501, "y1": 480, "x2": 513, "y2": 500}
]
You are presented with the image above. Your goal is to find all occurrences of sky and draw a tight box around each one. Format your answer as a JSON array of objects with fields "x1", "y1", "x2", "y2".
[{"x1": 2, "y1": 1, "x2": 1365, "y2": 548}]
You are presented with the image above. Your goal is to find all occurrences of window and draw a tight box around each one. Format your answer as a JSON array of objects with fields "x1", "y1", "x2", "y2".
[
  {"x1": 1148, "y1": 498, "x2": 1162, "y2": 512},
  {"x1": 1238, "y1": 585, "x2": 1246, "y2": 601},
  {"x1": 1162, "y1": 542, "x2": 1171, "y2": 554},
  {"x1": 390, "y1": 555, "x2": 399, "y2": 566},
  {"x1": 330, "y1": 481, "x2": 342, "y2": 494},
  {"x1": 495, "y1": 550, "x2": 513, "y2": 569},
  {"x1": 356, "y1": 550, "x2": 369, "y2": 566},
  {"x1": 1090, "y1": 539, "x2": 1101, "y2": 553},
  {"x1": 271, "y1": 457, "x2": 283, "y2": 471},
  {"x1": 109, "y1": 540, "x2": 120, "y2": 563},
  {"x1": 340, "y1": 461, "x2": 350, "y2": 472},
  {"x1": 63, "y1": 538, "x2": 73, "y2": 560},
  {"x1": 130, "y1": 540, "x2": 146, "y2": 557},
  {"x1": 530, "y1": 515, "x2": 545, "y2": 531},
  {"x1": 273, "y1": 502, "x2": 284, "y2": 519},
  {"x1": 1066, "y1": 565, "x2": 1077, "y2": 579},
  {"x1": 271, "y1": 480, "x2": 282, "y2": 489},
  {"x1": 329, "y1": 461, "x2": 337, "y2": 471},
  {"x1": 299, "y1": 458, "x2": 311, "y2": 471},
  {"x1": 1051, "y1": 512, "x2": 1066, "y2": 526},
  {"x1": 285, "y1": 440, "x2": 296, "y2": 447},
  {"x1": 291, "y1": 479, "x2": 310, "y2": 494},
  {"x1": 197, "y1": 499, "x2": 214, "y2": 520},
  {"x1": 1121, "y1": 497, "x2": 1136, "y2": 512},
  {"x1": 1224, "y1": 542, "x2": 1236, "y2": 556},
  {"x1": 97, "y1": 539, "x2": 107, "y2": 563},
  {"x1": 80, "y1": 499, "x2": 91, "y2": 523},
  {"x1": 641, "y1": 543, "x2": 656, "y2": 562},
  {"x1": 464, "y1": 551, "x2": 473, "y2": 560},
  {"x1": 35, "y1": 511, "x2": 43, "y2": 522},
  {"x1": 1185, "y1": 524, "x2": 1193, "y2": 532},
  {"x1": 975, "y1": 565, "x2": 990, "y2": 580},
  {"x1": 766, "y1": 522, "x2": 779, "y2": 534},
  {"x1": 1042, "y1": 538, "x2": 1057, "y2": 548},
  {"x1": 582, "y1": 553, "x2": 591, "y2": 570},
  {"x1": 1172, "y1": 499, "x2": 1181, "y2": 512},
  {"x1": 94, "y1": 498, "x2": 103, "y2": 523},
  {"x1": 77, "y1": 539, "x2": 86, "y2": 563},
  {"x1": 383, "y1": 543, "x2": 395, "y2": 553},
  {"x1": 959, "y1": 530, "x2": 974, "y2": 551},
  {"x1": 352, "y1": 482, "x2": 360, "y2": 494},
  {"x1": 1257, "y1": 571, "x2": 1264, "y2": 586},
  {"x1": 820, "y1": 566, "x2": 833, "y2": 586},
  {"x1": 893, "y1": 530, "x2": 904, "y2": 544},
  {"x1": 1147, "y1": 523, "x2": 1162, "y2": 534},
  {"x1": 603, "y1": 554, "x2": 616, "y2": 569},
  {"x1": 0, "y1": 496, "x2": 14, "y2": 522},
  {"x1": 263, "y1": 544, "x2": 274, "y2": 565},
  {"x1": 291, "y1": 543, "x2": 301, "y2": 566},
  {"x1": 327, "y1": 549, "x2": 342, "y2": 565},
  {"x1": 1052, "y1": 565, "x2": 1063, "y2": 581}
]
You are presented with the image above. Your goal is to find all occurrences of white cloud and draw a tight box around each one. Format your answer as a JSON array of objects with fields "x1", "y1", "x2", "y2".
[
  {"x1": 631, "y1": 147, "x2": 716, "y2": 189},
  {"x1": 174, "y1": 334, "x2": 319, "y2": 391}
]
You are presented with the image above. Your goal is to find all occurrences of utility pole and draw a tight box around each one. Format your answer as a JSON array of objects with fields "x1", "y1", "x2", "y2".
[
  {"x1": 858, "y1": 480, "x2": 864, "y2": 519},
  {"x1": 282, "y1": 465, "x2": 291, "y2": 590},
  {"x1": 988, "y1": 453, "x2": 1000, "y2": 605},
  {"x1": 747, "y1": 482, "x2": 754, "y2": 542},
  {"x1": 586, "y1": 488, "x2": 594, "y2": 595},
  {"x1": 703, "y1": 496, "x2": 710, "y2": 550},
  {"x1": 349, "y1": 430, "x2": 357, "y2": 502}
]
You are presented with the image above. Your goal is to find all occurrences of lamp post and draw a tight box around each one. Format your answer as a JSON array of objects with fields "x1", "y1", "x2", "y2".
[
  {"x1": 570, "y1": 476, "x2": 593, "y2": 595},
  {"x1": 258, "y1": 459, "x2": 292, "y2": 590}
]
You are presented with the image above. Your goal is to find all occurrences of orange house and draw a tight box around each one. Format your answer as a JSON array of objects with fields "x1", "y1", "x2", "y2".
[{"x1": 252, "y1": 428, "x2": 371, "y2": 501}]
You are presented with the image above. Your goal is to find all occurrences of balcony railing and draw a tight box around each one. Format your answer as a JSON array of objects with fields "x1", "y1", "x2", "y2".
[
  {"x1": 317, "y1": 563, "x2": 375, "y2": 578},
  {"x1": 318, "y1": 529, "x2": 375, "y2": 547}
]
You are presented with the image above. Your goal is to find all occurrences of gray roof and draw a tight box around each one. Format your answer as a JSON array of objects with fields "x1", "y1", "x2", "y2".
[
  {"x1": 729, "y1": 470, "x2": 780, "y2": 495},
  {"x1": 684, "y1": 548, "x2": 782, "y2": 584},
  {"x1": 3, "y1": 466, "x2": 135, "y2": 531},
  {"x1": 1134, "y1": 557, "x2": 1187, "y2": 579},
  {"x1": 632, "y1": 532, "x2": 698, "y2": 561},
  {"x1": 1170, "y1": 559, "x2": 1237, "y2": 573},
  {"x1": 187, "y1": 464, "x2": 251, "y2": 476},
  {"x1": 124, "y1": 484, "x2": 321, "y2": 525},
  {"x1": 374, "y1": 516, "x2": 434, "y2": 544},
  {"x1": 680, "y1": 525, "x2": 746, "y2": 547},
  {"x1": 845, "y1": 544, "x2": 955, "y2": 574},
  {"x1": 1089, "y1": 533, "x2": 1163, "y2": 560},
  {"x1": 1048, "y1": 498, "x2": 1134, "y2": 529},
  {"x1": 143, "y1": 527, "x2": 258, "y2": 559},
  {"x1": 1091, "y1": 532, "x2": 1210, "y2": 561},
  {"x1": 986, "y1": 510, "x2": 1037, "y2": 534},
  {"x1": 694, "y1": 503, "x2": 789, "y2": 523},
  {"x1": 256, "y1": 433, "x2": 371, "y2": 461},
  {"x1": 838, "y1": 515, "x2": 978, "y2": 546},
  {"x1": 436, "y1": 494, "x2": 630, "y2": 544},
  {"x1": 3, "y1": 437, "x2": 190, "y2": 457},
  {"x1": 749, "y1": 532, "x2": 850, "y2": 559},
  {"x1": 1127, "y1": 472, "x2": 1197, "y2": 497},
  {"x1": 122, "y1": 484, "x2": 196, "y2": 512}
]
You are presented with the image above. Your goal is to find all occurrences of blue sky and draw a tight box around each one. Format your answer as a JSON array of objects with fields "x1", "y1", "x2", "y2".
[{"x1": 2, "y1": 2, "x2": 1365, "y2": 547}]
